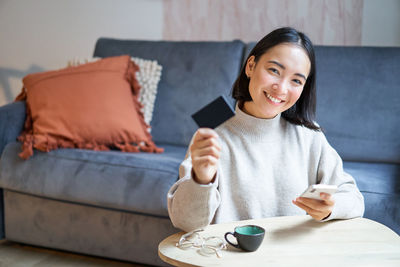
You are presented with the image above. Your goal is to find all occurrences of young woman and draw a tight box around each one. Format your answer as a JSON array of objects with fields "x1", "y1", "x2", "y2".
[{"x1": 167, "y1": 27, "x2": 364, "y2": 232}]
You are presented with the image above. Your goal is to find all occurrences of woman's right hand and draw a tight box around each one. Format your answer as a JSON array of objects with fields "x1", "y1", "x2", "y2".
[{"x1": 190, "y1": 128, "x2": 221, "y2": 184}]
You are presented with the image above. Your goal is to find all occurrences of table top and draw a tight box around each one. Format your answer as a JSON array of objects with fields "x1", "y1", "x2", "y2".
[{"x1": 158, "y1": 215, "x2": 400, "y2": 267}]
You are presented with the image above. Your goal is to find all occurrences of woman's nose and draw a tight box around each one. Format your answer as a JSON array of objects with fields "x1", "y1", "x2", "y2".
[{"x1": 272, "y1": 82, "x2": 287, "y2": 94}]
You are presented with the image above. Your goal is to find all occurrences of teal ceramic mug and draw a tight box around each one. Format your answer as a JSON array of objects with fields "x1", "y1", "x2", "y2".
[{"x1": 224, "y1": 225, "x2": 265, "y2": 252}]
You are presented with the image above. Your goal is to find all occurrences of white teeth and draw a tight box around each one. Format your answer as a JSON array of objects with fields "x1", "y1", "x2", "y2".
[{"x1": 266, "y1": 93, "x2": 282, "y2": 103}]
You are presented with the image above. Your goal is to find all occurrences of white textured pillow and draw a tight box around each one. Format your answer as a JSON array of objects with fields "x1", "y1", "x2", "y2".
[
  {"x1": 67, "y1": 57, "x2": 162, "y2": 127},
  {"x1": 131, "y1": 57, "x2": 162, "y2": 126}
]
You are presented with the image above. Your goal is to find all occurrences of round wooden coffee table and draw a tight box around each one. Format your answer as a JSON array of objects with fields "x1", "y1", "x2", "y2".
[{"x1": 159, "y1": 215, "x2": 400, "y2": 267}]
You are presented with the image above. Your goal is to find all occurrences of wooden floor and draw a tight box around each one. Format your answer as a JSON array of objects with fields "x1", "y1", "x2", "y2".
[{"x1": 0, "y1": 240, "x2": 151, "y2": 266}]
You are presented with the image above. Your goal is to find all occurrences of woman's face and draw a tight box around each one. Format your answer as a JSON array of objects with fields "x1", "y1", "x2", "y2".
[{"x1": 243, "y1": 43, "x2": 311, "y2": 119}]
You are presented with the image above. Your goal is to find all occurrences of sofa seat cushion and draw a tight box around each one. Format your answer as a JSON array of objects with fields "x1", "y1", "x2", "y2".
[
  {"x1": 343, "y1": 161, "x2": 400, "y2": 234},
  {"x1": 0, "y1": 142, "x2": 186, "y2": 218}
]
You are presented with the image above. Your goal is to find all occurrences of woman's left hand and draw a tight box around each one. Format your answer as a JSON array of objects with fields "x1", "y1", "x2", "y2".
[{"x1": 292, "y1": 193, "x2": 335, "y2": 221}]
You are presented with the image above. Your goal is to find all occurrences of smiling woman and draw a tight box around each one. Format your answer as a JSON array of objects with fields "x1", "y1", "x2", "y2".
[
  {"x1": 232, "y1": 27, "x2": 318, "y2": 130},
  {"x1": 243, "y1": 44, "x2": 310, "y2": 119},
  {"x1": 167, "y1": 27, "x2": 365, "y2": 232}
]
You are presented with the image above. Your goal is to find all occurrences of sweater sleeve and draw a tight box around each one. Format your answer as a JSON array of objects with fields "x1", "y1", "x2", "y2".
[
  {"x1": 167, "y1": 146, "x2": 221, "y2": 232},
  {"x1": 316, "y1": 132, "x2": 365, "y2": 221}
]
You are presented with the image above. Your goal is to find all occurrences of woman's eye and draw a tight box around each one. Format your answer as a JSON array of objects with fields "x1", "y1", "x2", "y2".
[
  {"x1": 268, "y1": 68, "x2": 279, "y2": 74},
  {"x1": 293, "y1": 79, "x2": 302, "y2": 85}
]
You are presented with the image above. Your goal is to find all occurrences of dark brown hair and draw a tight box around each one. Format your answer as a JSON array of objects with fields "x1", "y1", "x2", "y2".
[{"x1": 232, "y1": 27, "x2": 320, "y2": 130}]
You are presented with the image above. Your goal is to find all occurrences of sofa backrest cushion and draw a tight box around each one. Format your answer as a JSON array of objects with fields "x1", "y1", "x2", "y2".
[
  {"x1": 245, "y1": 43, "x2": 400, "y2": 163},
  {"x1": 94, "y1": 39, "x2": 245, "y2": 147},
  {"x1": 314, "y1": 46, "x2": 399, "y2": 164}
]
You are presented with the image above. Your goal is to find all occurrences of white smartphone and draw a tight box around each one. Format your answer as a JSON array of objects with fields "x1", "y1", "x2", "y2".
[{"x1": 300, "y1": 184, "x2": 338, "y2": 200}]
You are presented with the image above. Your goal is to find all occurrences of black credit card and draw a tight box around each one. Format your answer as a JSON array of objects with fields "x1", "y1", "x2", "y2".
[{"x1": 191, "y1": 95, "x2": 235, "y2": 129}]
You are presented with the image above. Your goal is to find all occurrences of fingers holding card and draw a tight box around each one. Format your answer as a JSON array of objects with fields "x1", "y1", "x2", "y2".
[
  {"x1": 190, "y1": 95, "x2": 235, "y2": 184},
  {"x1": 190, "y1": 129, "x2": 220, "y2": 184},
  {"x1": 191, "y1": 95, "x2": 235, "y2": 129}
]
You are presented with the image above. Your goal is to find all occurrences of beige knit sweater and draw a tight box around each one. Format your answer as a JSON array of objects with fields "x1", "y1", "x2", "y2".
[{"x1": 168, "y1": 105, "x2": 364, "y2": 232}]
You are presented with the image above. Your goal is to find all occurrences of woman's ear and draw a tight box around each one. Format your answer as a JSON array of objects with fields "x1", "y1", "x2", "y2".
[{"x1": 245, "y1": 56, "x2": 256, "y2": 78}]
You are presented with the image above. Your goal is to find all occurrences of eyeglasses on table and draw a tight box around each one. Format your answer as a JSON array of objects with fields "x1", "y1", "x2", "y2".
[{"x1": 176, "y1": 229, "x2": 227, "y2": 258}]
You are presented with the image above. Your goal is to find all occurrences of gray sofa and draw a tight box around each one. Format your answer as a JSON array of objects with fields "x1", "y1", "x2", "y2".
[{"x1": 0, "y1": 38, "x2": 399, "y2": 266}]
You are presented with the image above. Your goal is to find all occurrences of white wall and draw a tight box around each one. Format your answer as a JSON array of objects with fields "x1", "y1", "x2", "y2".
[
  {"x1": 0, "y1": 0, "x2": 163, "y2": 106},
  {"x1": 0, "y1": 0, "x2": 399, "y2": 106},
  {"x1": 362, "y1": 0, "x2": 400, "y2": 46}
]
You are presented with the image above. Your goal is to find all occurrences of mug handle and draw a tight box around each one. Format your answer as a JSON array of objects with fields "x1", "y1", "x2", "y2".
[{"x1": 224, "y1": 232, "x2": 239, "y2": 249}]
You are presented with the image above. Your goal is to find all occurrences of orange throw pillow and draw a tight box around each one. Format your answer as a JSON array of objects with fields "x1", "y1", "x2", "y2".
[{"x1": 15, "y1": 55, "x2": 163, "y2": 159}]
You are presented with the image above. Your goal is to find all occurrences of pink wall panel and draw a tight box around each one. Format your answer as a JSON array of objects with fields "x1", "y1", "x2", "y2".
[{"x1": 163, "y1": 0, "x2": 363, "y2": 45}]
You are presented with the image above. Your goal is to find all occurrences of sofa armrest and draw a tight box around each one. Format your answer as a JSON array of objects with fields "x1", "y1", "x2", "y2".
[
  {"x1": 0, "y1": 101, "x2": 25, "y2": 239},
  {"x1": 0, "y1": 101, "x2": 26, "y2": 156}
]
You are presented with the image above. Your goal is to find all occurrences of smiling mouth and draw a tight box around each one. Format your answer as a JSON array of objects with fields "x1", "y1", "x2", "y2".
[{"x1": 264, "y1": 92, "x2": 283, "y2": 104}]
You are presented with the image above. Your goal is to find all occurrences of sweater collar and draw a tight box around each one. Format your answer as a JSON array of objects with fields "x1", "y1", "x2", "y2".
[{"x1": 227, "y1": 103, "x2": 284, "y2": 141}]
